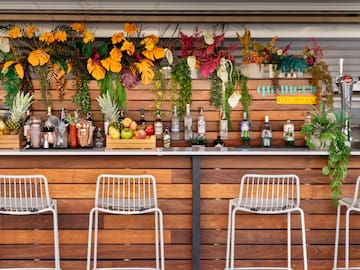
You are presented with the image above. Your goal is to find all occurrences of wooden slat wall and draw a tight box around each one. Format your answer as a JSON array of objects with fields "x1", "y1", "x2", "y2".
[
  {"x1": 0, "y1": 154, "x2": 359, "y2": 270},
  {"x1": 1, "y1": 79, "x2": 313, "y2": 147}
]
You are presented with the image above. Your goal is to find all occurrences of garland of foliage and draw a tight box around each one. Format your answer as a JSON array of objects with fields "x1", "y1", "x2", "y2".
[
  {"x1": 34, "y1": 65, "x2": 51, "y2": 107},
  {"x1": 170, "y1": 58, "x2": 192, "y2": 118},
  {"x1": 239, "y1": 75, "x2": 252, "y2": 116},
  {"x1": 0, "y1": 65, "x2": 21, "y2": 106},
  {"x1": 308, "y1": 60, "x2": 334, "y2": 108},
  {"x1": 72, "y1": 77, "x2": 90, "y2": 114},
  {"x1": 150, "y1": 67, "x2": 167, "y2": 115}
]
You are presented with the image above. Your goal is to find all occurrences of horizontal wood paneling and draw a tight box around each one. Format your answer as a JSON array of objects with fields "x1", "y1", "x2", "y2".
[{"x1": 0, "y1": 155, "x2": 359, "y2": 270}]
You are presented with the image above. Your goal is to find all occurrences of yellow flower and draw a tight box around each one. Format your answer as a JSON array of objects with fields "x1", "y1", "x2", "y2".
[
  {"x1": 121, "y1": 40, "x2": 135, "y2": 56},
  {"x1": 15, "y1": 63, "x2": 24, "y2": 79},
  {"x1": 87, "y1": 58, "x2": 106, "y2": 80},
  {"x1": 2, "y1": 61, "x2": 24, "y2": 79},
  {"x1": 54, "y1": 31, "x2": 67, "y2": 43},
  {"x1": 101, "y1": 57, "x2": 122, "y2": 73},
  {"x1": 28, "y1": 49, "x2": 50, "y2": 66},
  {"x1": 124, "y1": 23, "x2": 139, "y2": 36},
  {"x1": 109, "y1": 47, "x2": 122, "y2": 61},
  {"x1": 142, "y1": 46, "x2": 164, "y2": 61},
  {"x1": 8, "y1": 26, "x2": 21, "y2": 39},
  {"x1": 83, "y1": 31, "x2": 95, "y2": 43},
  {"x1": 111, "y1": 32, "x2": 124, "y2": 44},
  {"x1": 71, "y1": 23, "x2": 85, "y2": 33},
  {"x1": 40, "y1": 32, "x2": 55, "y2": 44},
  {"x1": 134, "y1": 58, "x2": 154, "y2": 85},
  {"x1": 25, "y1": 25, "x2": 39, "y2": 39}
]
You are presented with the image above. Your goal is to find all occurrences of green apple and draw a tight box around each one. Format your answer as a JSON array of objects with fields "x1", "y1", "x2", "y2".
[{"x1": 121, "y1": 127, "x2": 133, "y2": 139}]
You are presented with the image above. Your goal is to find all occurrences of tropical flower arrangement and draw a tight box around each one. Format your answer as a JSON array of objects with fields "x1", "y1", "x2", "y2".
[
  {"x1": 0, "y1": 22, "x2": 165, "y2": 113},
  {"x1": 179, "y1": 28, "x2": 236, "y2": 79}
]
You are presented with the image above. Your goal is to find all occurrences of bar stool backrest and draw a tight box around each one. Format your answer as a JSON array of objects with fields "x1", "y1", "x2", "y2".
[
  {"x1": 0, "y1": 175, "x2": 52, "y2": 214},
  {"x1": 237, "y1": 174, "x2": 300, "y2": 213},
  {"x1": 94, "y1": 174, "x2": 158, "y2": 214}
]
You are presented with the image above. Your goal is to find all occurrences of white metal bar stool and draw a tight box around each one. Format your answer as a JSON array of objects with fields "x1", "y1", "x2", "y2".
[
  {"x1": 86, "y1": 174, "x2": 165, "y2": 270},
  {"x1": 225, "y1": 174, "x2": 308, "y2": 270},
  {"x1": 333, "y1": 176, "x2": 360, "y2": 270},
  {"x1": 0, "y1": 174, "x2": 61, "y2": 270}
]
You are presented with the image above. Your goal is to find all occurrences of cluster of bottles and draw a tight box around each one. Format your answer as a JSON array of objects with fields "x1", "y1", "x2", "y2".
[
  {"x1": 23, "y1": 107, "x2": 104, "y2": 149},
  {"x1": 154, "y1": 104, "x2": 206, "y2": 148}
]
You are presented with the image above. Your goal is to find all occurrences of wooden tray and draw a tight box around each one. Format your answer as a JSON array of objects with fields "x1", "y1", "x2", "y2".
[
  {"x1": 106, "y1": 135, "x2": 156, "y2": 149},
  {"x1": 0, "y1": 134, "x2": 21, "y2": 149}
]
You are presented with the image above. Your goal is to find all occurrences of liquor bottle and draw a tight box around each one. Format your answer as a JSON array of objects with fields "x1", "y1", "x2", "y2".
[
  {"x1": 154, "y1": 110, "x2": 163, "y2": 140},
  {"x1": 283, "y1": 119, "x2": 295, "y2": 146},
  {"x1": 184, "y1": 104, "x2": 193, "y2": 140},
  {"x1": 163, "y1": 126, "x2": 171, "y2": 148},
  {"x1": 240, "y1": 111, "x2": 250, "y2": 145},
  {"x1": 213, "y1": 135, "x2": 224, "y2": 148},
  {"x1": 138, "y1": 108, "x2": 146, "y2": 130},
  {"x1": 261, "y1": 115, "x2": 272, "y2": 147},
  {"x1": 171, "y1": 105, "x2": 180, "y2": 140},
  {"x1": 23, "y1": 110, "x2": 31, "y2": 141},
  {"x1": 197, "y1": 106, "x2": 206, "y2": 138},
  {"x1": 119, "y1": 108, "x2": 125, "y2": 129},
  {"x1": 304, "y1": 111, "x2": 312, "y2": 125},
  {"x1": 219, "y1": 111, "x2": 228, "y2": 140},
  {"x1": 86, "y1": 111, "x2": 93, "y2": 126},
  {"x1": 60, "y1": 107, "x2": 66, "y2": 123},
  {"x1": 44, "y1": 106, "x2": 55, "y2": 147}
]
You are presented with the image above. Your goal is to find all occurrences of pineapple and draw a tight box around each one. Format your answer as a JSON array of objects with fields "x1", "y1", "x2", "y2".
[
  {"x1": 96, "y1": 92, "x2": 119, "y2": 124},
  {"x1": 6, "y1": 91, "x2": 33, "y2": 133}
]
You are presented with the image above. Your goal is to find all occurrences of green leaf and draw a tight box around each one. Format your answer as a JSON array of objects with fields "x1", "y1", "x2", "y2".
[
  {"x1": 81, "y1": 43, "x2": 93, "y2": 58},
  {"x1": 322, "y1": 166, "x2": 330, "y2": 176}
]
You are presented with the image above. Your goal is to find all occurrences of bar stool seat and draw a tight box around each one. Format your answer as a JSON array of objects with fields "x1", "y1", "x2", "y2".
[
  {"x1": 0, "y1": 175, "x2": 61, "y2": 270},
  {"x1": 333, "y1": 176, "x2": 360, "y2": 270},
  {"x1": 87, "y1": 174, "x2": 165, "y2": 270},
  {"x1": 225, "y1": 174, "x2": 308, "y2": 270}
]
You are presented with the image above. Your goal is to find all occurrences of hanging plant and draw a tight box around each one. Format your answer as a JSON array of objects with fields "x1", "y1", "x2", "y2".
[
  {"x1": 170, "y1": 58, "x2": 192, "y2": 118},
  {"x1": 308, "y1": 61, "x2": 333, "y2": 108},
  {"x1": 150, "y1": 67, "x2": 167, "y2": 115}
]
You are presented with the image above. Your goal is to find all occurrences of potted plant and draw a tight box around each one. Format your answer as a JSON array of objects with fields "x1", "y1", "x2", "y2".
[
  {"x1": 301, "y1": 102, "x2": 351, "y2": 206},
  {"x1": 187, "y1": 135, "x2": 209, "y2": 150}
]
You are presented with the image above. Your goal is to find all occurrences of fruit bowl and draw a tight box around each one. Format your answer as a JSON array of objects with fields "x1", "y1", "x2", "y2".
[{"x1": 105, "y1": 135, "x2": 156, "y2": 149}]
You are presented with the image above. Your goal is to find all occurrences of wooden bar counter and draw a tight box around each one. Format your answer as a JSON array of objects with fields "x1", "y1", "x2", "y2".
[{"x1": 0, "y1": 148, "x2": 360, "y2": 270}]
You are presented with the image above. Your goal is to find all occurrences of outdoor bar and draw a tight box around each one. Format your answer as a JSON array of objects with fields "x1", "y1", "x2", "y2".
[{"x1": 1, "y1": 1, "x2": 360, "y2": 270}]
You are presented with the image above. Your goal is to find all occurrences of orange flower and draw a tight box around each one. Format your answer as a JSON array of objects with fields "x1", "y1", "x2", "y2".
[
  {"x1": 109, "y1": 47, "x2": 122, "y2": 61},
  {"x1": 25, "y1": 25, "x2": 39, "y2": 39},
  {"x1": 134, "y1": 58, "x2": 154, "y2": 85},
  {"x1": 83, "y1": 31, "x2": 95, "y2": 44},
  {"x1": 124, "y1": 23, "x2": 139, "y2": 36},
  {"x1": 142, "y1": 47, "x2": 164, "y2": 61},
  {"x1": 2, "y1": 61, "x2": 24, "y2": 79},
  {"x1": 8, "y1": 26, "x2": 21, "y2": 39},
  {"x1": 111, "y1": 32, "x2": 124, "y2": 44},
  {"x1": 101, "y1": 57, "x2": 122, "y2": 73},
  {"x1": 40, "y1": 32, "x2": 55, "y2": 44},
  {"x1": 87, "y1": 58, "x2": 106, "y2": 80},
  {"x1": 28, "y1": 49, "x2": 50, "y2": 66},
  {"x1": 121, "y1": 40, "x2": 135, "y2": 56},
  {"x1": 71, "y1": 23, "x2": 85, "y2": 33},
  {"x1": 54, "y1": 31, "x2": 67, "y2": 42}
]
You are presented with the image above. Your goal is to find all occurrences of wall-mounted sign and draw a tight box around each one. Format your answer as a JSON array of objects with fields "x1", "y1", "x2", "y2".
[
  {"x1": 277, "y1": 96, "x2": 317, "y2": 104},
  {"x1": 257, "y1": 84, "x2": 317, "y2": 98}
]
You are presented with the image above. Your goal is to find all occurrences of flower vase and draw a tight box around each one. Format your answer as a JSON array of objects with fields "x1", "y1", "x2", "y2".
[
  {"x1": 69, "y1": 124, "x2": 78, "y2": 148},
  {"x1": 161, "y1": 66, "x2": 171, "y2": 80},
  {"x1": 240, "y1": 63, "x2": 265, "y2": 79}
]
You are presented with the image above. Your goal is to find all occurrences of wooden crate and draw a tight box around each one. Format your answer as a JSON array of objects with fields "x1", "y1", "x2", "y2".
[
  {"x1": 0, "y1": 134, "x2": 21, "y2": 149},
  {"x1": 106, "y1": 135, "x2": 156, "y2": 149}
]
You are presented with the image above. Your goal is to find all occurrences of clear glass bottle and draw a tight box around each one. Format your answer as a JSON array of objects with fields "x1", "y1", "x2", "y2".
[
  {"x1": 283, "y1": 119, "x2": 295, "y2": 146},
  {"x1": 197, "y1": 106, "x2": 206, "y2": 138},
  {"x1": 304, "y1": 111, "x2": 312, "y2": 125},
  {"x1": 184, "y1": 104, "x2": 193, "y2": 140},
  {"x1": 154, "y1": 110, "x2": 163, "y2": 140},
  {"x1": 30, "y1": 116, "x2": 41, "y2": 149},
  {"x1": 219, "y1": 111, "x2": 228, "y2": 140},
  {"x1": 163, "y1": 126, "x2": 171, "y2": 148},
  {"x1": 171, "y1": 105, "x2": 180, "y2": 140},
  {"x1": 240, "y1": 111, "x2": 250, "y2": 145},
  {"x1": 261, "y1": 115, "x2": 272, "y2": 147}
]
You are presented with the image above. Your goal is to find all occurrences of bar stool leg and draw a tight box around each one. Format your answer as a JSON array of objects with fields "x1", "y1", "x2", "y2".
[
  {"x1": 87, "y1": 208, "x2": 96, "y2": 270},
  {"x1": 230, "y1": 208, "x2": 238, "y2": 269},
  {"x1": 93, "y1": 210, "x2": 100, "y2": 269},
  {"x1": 299, "y1": 208, "x2": 308, "y2": 270},
  {"x1": 155, "y1": 210, "x2": 160, "y2": 269},
  {"x1": 52, "y1": 201, "x2": 61, "y2": 270},
  {"x1": 333, "y1": 204, "x2": 342, "y2": 270},
  {"x1": 345, "y1": 208, "x2": 352, "y2": 270},
  {"x1": 287, "y1": 212, "x2": 291, "y2": 270},
  {"x1": 225, "y1": 201, "x2": 232, "y2": 270},
  {"x1": 157, "y1": 209, "x2": 165, "y2": 270}
]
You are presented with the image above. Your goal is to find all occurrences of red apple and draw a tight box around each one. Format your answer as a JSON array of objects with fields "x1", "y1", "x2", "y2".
[
  {"x1": 145, "y1": 123, "x2": 155, "y2": 135},
  {"x1": 135, "y1": 129, "x2": 147, "y2": 139}
]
